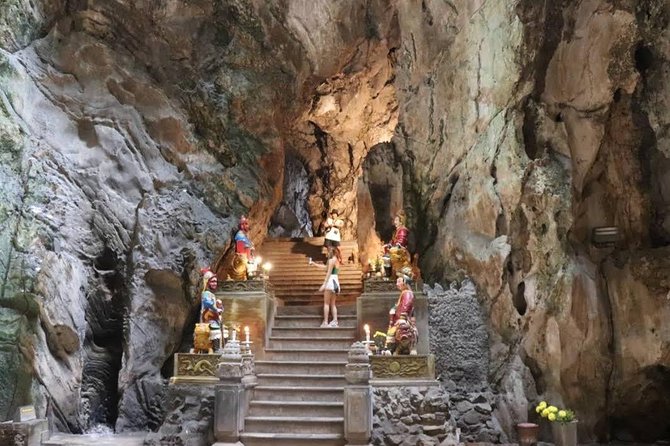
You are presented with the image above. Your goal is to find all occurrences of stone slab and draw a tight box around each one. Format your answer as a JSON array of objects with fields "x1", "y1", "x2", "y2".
[
  {"x1": 0, "y1": 419, "x2": 47, "y2": 446},
  {"x1": 215, "y1": 289, "x2": 276, "y2": 354},
  {"x1": 370, "y1": 379, "x2": 440, "y2": 387},
  {"x1": 43, "y1": 432, "x2": 145, "y2": 445},
  {"x1": 369, "y1": 354, "x2": 435, "y2": 379}
]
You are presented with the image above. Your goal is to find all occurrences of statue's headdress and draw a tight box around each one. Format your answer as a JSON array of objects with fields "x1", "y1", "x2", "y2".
[
  {"x1": 242, "y1": 215, "x2": 249, "y2": 231},
  {"x1": 200, "y1": 267, "x2": 216, "y2": 290}
]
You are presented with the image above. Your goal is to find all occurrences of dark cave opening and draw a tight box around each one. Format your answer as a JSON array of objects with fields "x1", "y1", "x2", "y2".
[
  {"x1": 522, "y1": 98, "x2": 542, "y2": 160},
  {"x1": 362, "y1": 142, "x2": 403, "y2": 244},
  {"x1": 369, "y1": 183, "x2": 395, "y2": 242},
  {"x1": 513, "y1": 281, "x2": 528, "y2": 316},
  {"x1": 80, "y1": 247, "x2": 126, "y2": 431},
  {"x1": 634, "y1": 44, "x2": 654, "y2": 72},
  {"x1": 269, "y1": 154, "x2": 313, "y2": 237},
  {"x1": 610, "y1": 365, "x2": 670, "y2": 442}
]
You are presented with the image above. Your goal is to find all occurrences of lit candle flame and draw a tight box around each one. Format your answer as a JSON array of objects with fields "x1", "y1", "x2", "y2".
[{"x1": 244, "y1": 326, "x2": 250, "y2": 343}]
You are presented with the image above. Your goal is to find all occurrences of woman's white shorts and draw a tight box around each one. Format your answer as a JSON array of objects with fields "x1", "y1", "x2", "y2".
[{"x1": 325, "y1": 275, "x2": 340, "y2": 293}]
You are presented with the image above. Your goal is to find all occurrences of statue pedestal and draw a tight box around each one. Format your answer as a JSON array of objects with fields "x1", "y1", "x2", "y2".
[
  {"x1": 216, "y1": 279, "x2": 276, "y2": 355},
  {"x1": 170, "y1": 353, "x2": 220, "y2": 384},
  {"x1": 369, "y1": 355, "x2": 438, "y2": 386},
  {"x1": 356, "y1": 285, "x2": 430, "y2": 355},
  {"x1": 0, "y1": 419, "x2": 47, "y2": 446}
]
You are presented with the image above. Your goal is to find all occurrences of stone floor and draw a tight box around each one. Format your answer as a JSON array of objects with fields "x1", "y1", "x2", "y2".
[{"x1": 44, "y1": 432, "x2": 146, "y2": 445}]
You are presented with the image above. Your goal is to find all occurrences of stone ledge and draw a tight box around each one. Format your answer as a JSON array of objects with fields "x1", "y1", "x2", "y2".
[
  {"x1": 171, "y1": 353, "x2": 220, "y2": 383},
  {"x1": 370, "y1": 354, "x2": 435, "y2": 379},
  {"x1": 363, "y1": 279, "x2": 424, "y2": 294},
  {"x1": 0, "y1": 419, "x2": 48, "y2": 446},
  {"x1": 216, "y1": 279, "x2": 272, "y2": 293},
  {"x1": 371, "y1": 379, "x2": 440, "y2": 387}
]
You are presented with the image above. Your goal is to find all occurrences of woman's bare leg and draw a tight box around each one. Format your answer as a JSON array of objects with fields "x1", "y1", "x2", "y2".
[
  {"x1": 330, "y1": 293, "x2": 338, "y2": 324},
  {"x1": 322, "y1": 291, "x2": 331, "y2": 326}
]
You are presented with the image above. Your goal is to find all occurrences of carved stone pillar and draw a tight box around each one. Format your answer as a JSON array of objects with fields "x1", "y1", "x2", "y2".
[
  {"x1": 344, "y1": 342, "x2": 373, "y2": 446},
  {"x1": 213, "y1": 340, "x2": 245, "y2": 446},
  {"x1": 241, "y1": 340, "x2": 257, "y2": 414}
]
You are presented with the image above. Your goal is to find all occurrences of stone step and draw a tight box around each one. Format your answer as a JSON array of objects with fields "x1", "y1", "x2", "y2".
[
  {"x1": 277, "y1": 305, "x2": 356, "y2": 316},
  {"x1": 260, "y1": 250, "x2": 358, "y2": 257},
  {"x1": 272, "y1": 284, "x2": 362, "y2": 290},
  {"x1": 269, "y1": 275, "x2": 362, "y2": 283},
  {"x1": 257, "y1": 374, "x2": 346, "y2": 387},
  {"x1": 274, "y1": 296, "x2": 361, "y2": 307},
  {"x1": 248, "y1": 401, "x2": 344, "y2": 418},
  {"x1": 239, "y1": 432, "x2": 345, "y2": 446},
  {"x1": 264, "y1": 256, "x2": 360, "y2": 263},
  {"x1": 260, "y1": 238, "x2": 357, "y2": 246},
  {"x1": 274, "y1": 292, "x2": 361, "y2": 301},
  {"x1": 273, "y1": 315, "x2": 357, "y2": 328},
  {"x1": 263, "y1": 349, "x2": 350, "y2": 361},
  {"x1": 253, "y1": 386, "x2": 344, "y2": 402},
  {"x1": 272, "y1": 286, "x2": 363, "y2": 294},
  {"x1": 279, "y1": 298, "x2": 359, "y2": 307},
  {"x1": 268, "y1": 337, "x2": 354, "y2": 350},
  {"x1": 266, "y1": 262, "x2": 351, "y2": 269},
  {"x1": 269, "y1": 270, "x2": 361, "y2": 277},
  {"x1": 255, "y1": 360, "x2": 347, "y2": 375},
  {"x1": 259, "y1": 238, "x2": 357, "y2": 248},
  {"x1": 244, "y1": 416, "x2": 344, "y2": 434},
  {"x1": 270, "y1": 276, "x2": 361, "y2": 282},
  {"x1": 270, "y1": 327, "x2": 356, "y2": 338},
  {"x1": 272, "y1": 288, "x2": 363, "y2": 296}
]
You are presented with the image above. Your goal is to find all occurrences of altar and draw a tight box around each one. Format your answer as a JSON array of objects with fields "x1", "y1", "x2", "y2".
[{"x1": 356, "y1": 278, "x2": 430, "y2": 355}]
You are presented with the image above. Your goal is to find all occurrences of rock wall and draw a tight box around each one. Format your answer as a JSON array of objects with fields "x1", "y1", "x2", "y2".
[
  {"x1": 426, "y1": 281, "x2": 489, "y2": 388},
  {"x1": 391, "y1": 0, "x2": 670, "y2": 442},
  {"x1": 0, "y1": 0, "x2": 288, "y2": 432},
  {"x1": 144, "y1": 384, "x2": 215, "y2": 446},
  {"x1": 0, "y1": 0, "x2": 669, "y2": 442},
  {"x1": 372, "y1": 386, "x2": 454, "y2": 446}
]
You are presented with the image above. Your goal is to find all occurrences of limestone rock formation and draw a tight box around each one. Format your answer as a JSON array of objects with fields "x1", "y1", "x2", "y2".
[{"x1": 0, "y1": 0, "x2": 669, "y2": 442}]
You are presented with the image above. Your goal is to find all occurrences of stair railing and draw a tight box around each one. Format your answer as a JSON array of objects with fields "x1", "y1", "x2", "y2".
[
  {"x1": 214, "y1": 339, "x2": 253, "y2": 443},
  {"x1": 344, "y1": 342, "x2": 373, "y2": 446}
]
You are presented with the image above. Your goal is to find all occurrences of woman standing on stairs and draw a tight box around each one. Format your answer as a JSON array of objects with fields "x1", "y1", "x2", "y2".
[{"x1": 310, "y1": 246, "x2": 342, "y2": 327}]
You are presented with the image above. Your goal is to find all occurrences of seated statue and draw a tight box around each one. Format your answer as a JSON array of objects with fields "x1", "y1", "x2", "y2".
[
  {"x1": 193, "y1": 269, "x2": 223, "y2": 353},
  {"x1": 230, "y1": 216, "x2": 255, "y2": 281},
  {"x1": 383, "y1": 211, "x2": 411, "y2": 276},
  {"x1": 386, "y1": 267, "x2": 418, "y2": 355}
]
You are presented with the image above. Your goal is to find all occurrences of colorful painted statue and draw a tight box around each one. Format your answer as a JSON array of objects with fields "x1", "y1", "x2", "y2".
[
  {"x1": 386, "y1": 267, "x2": 418, "y2": 355},
  {"x1": 193, "y1": 269, "x2": 223, "y2": 353},
  {"x1": 383, "y1": 211, "x2": 411, "y2": 276},
  {"x1": 231, "y1": 216, "x2": 255, "y2": 280}
]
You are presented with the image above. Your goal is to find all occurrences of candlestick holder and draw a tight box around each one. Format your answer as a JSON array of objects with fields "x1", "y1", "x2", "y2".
[{"x1": 363, "y1": 340, "x2": 375, "y2": 355}]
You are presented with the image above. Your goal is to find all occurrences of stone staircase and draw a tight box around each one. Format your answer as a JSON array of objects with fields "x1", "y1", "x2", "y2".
[
  {"x1": 241, "y1": 304, "x2": 357, "y2": 446},
  {"x1": 258, "y1": 238, "x2": 362, "y2": 306}
]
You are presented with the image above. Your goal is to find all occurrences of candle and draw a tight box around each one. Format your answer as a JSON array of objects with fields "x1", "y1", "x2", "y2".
[
  {"x1": 364, "y1": 324, "x2": 370, "y2": 343},
  {"x1": 244, "y1": 326, "x2": 250, "y2": 343},
  {"x1": 231, "y1": 328, "x2": 236, "y2": 342}
]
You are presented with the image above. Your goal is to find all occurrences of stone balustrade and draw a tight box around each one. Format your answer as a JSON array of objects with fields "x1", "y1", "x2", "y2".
[{"x1": 344, "y1": 342, "x2": 373, "y2": 446}]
